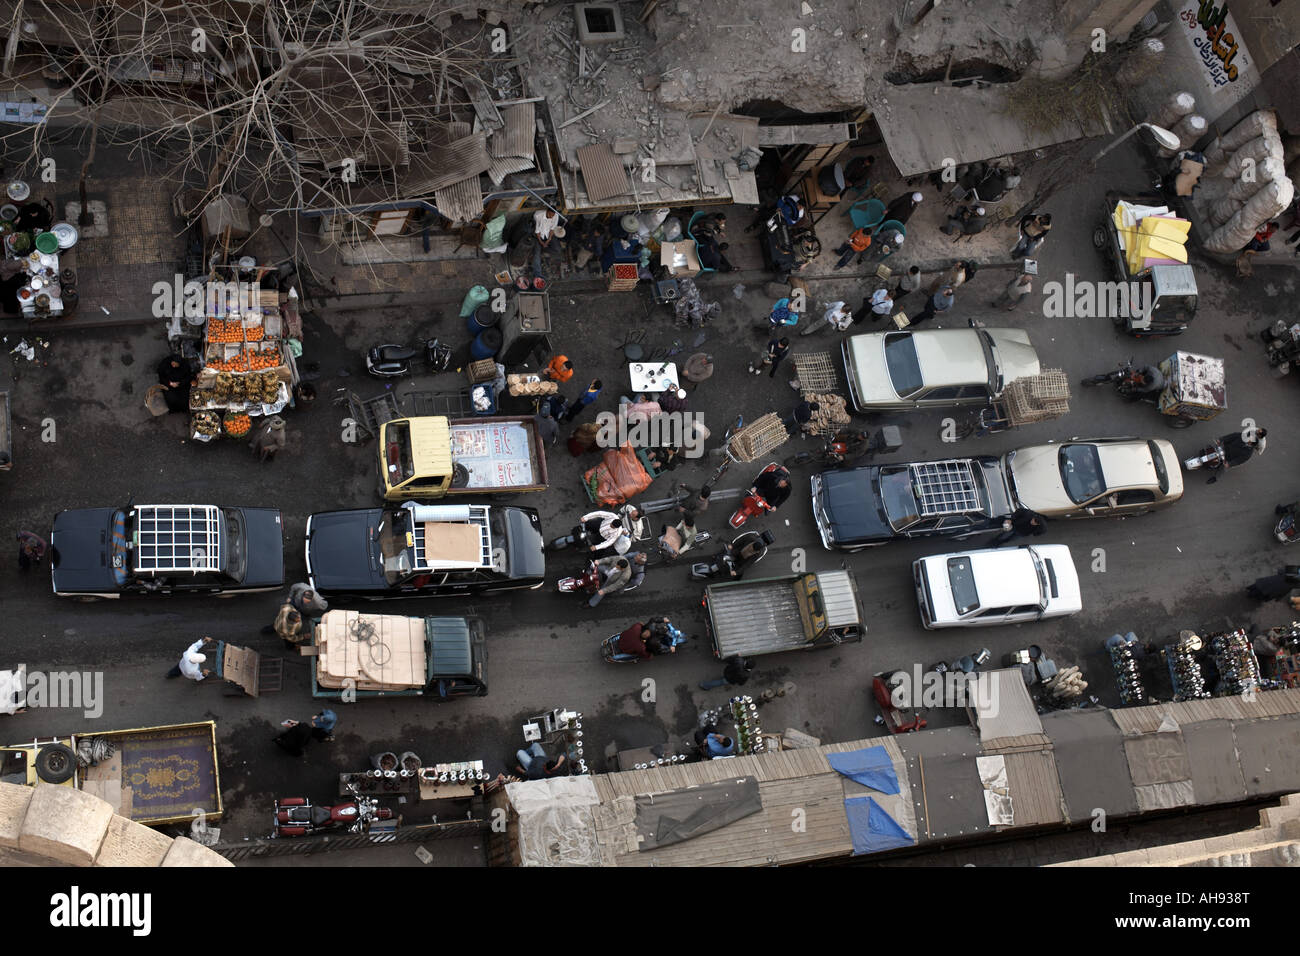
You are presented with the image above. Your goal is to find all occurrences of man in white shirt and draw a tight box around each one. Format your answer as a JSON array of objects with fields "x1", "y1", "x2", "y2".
[
  {"x1": 166, "y1": 636, "x2": 217, "y2": 681},
  {"x1": 823, "y1": 301, "x2": 852, "y2": 332},
  {"x1": 533, "y1": 209, "x2": 563, "y2": 278}
]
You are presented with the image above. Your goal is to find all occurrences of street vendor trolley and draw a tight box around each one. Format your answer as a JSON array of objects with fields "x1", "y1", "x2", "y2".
[
  {"x1": 1156, "y1": 351, "x2": 1225, "y2": 428},
  {"x1": 791, "y1": 351, "x2": 850, "y2": 438},
  {"x1": 961, "y1": 369, "x2": 1071, "y2": 437}
]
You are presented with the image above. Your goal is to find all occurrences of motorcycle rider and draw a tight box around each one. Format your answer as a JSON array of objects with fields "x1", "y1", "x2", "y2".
[
  {"x1": 750, "y1": 466, "x2": 792, "y2": 511},
  {"x1": 724, "y1": 535, "x2": 768, "y2": 578},
  {"x1": 575, "y1": 510, "x2": 631, "y2": 555},
  {"x1": 1207, "y1": 427, "x2": 1267, "y2": 484},
  {"x1": 588, "y1": 555, "x2": 632, "y2": 607},
  {"x1": 1130, "y1": 364, "x2": 1165, "y2": 396}
]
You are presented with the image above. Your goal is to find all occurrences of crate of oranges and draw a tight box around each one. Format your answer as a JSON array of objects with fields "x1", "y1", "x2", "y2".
[{"x1": 222, "y1": 412, "x2": 251, "y2": 438}]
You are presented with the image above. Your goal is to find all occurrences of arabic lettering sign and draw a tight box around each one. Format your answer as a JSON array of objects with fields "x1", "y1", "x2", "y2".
[{"x1": 1173, "y1": 1, "x2": 1258, "y2": 113}]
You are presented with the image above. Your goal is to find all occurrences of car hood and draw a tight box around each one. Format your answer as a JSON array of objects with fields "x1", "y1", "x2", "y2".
[
  {"x1": 845, "y1": 335, "x2": 899, "y2": 405},
  {"x1": 240, "y1": 508, "x2": 286, "y2": 588},
  {"x1": 306, "y1": 511, "x2": 385, "y2": 592},
  {"x1": 814, "y1": 467, "x2": 891, "y2": 545},
  {"x1": 51, "y1": 509, "x2": 119, "y2": 593},
  {"x1": 985, "y1": 328, "x2": 1041, "y2": 391},
  {"x1": 1006, "y1": 444, "x2": 1073, "y2": 514}
]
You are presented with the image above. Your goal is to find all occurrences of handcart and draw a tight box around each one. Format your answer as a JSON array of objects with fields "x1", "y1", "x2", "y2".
[
  {"x1": 961, "y1": 369, "x2": 1071, "y2": 437},
  {"x1": 705, "y1": 412, "x2": 791, "y2": 489},
  {"x1": 1156, "y1": 351, "x2": 1225, "y2": 428},
  {"x1": 335, "y1": 388, "x2": 402, "y2": 440}
]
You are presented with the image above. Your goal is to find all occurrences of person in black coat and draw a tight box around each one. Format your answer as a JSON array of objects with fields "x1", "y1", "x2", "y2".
[
  {"x1": 156, "y1": 353, "x2": 194, "y2": 413},
  {"x1": 991, "y1": 507, "x2": 1047, "y2": 547}
]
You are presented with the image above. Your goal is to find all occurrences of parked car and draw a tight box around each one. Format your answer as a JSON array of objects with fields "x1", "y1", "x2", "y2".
[
  {"x1": 811, "y1": 456, "x2": 1014, "y2": 550},
  {"x1": 912, "y1": 544, "x2": 1081, "y2": 629},
  {"x1": 305, "y1": 501, "x2": 545, "y2": 598},
  {"x1": 1004, "y1": 438, "x2": 1183, "y2": 518},
  {"x1": 840, "y1": 327, "x2": 1041, "y2": 412},
  {"x1": 51, "y1": 503, "x2": 284, "y2": 599}
]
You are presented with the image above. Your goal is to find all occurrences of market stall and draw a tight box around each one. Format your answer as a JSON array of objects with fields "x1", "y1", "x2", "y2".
[
  {"x1": 188, "y1": 277, "x2": 299, "y2": 442},
  {"x1": 2, "y1": 188, "x2": 79, "y2": 320}
]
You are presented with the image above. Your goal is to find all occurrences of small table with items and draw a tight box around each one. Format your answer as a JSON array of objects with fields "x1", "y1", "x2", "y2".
[{"x1": 628, "y1": 361, "x2": 679, "y2": 394}]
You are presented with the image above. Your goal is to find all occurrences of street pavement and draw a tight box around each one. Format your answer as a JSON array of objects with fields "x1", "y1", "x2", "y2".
[{"x1": 0, "y1": 145, "x2": 1295, "y2": 856}]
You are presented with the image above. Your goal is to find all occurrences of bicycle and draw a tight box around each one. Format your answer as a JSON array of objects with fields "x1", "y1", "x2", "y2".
[{"x1": 703, "y1": 414, "x2": 744, "y2": 491}]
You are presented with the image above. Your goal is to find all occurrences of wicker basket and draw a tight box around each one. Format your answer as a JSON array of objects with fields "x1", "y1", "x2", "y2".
[
  {"x1": 467, "y1": 358, "x2": 497, "y2": 384},
  {"x1": 1003, "y1": 369, "x2": 1071, "y2": 426},
  {"x1": 727, "y1": 413, "x2": 789, "y2": 461}
]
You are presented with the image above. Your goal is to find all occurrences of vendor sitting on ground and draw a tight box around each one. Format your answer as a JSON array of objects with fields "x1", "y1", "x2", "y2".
[{"x1": 156, "y1": 352, "x2": 195, "y2": 413}]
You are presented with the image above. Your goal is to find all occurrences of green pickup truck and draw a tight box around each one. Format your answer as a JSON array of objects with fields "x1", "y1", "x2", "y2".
[{"x1": 309, "y1": 610, "x2": 487, "y2": 700}]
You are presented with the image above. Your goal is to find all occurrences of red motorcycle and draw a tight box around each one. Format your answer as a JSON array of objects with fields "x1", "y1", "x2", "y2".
[
  {"x1": 730, "y1": 463, "x2": 790, "y2": 528},
  {"x1": 273, "y1": 786, "x2": 396, "y2": 838},
  {"x1": 557, "y1": 561, "x2": 601, "y2": 595}
]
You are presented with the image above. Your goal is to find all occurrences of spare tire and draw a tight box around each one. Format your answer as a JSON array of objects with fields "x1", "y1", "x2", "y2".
[{"x1": 35, "y1": 743, "x2": 76, "y2": 784}]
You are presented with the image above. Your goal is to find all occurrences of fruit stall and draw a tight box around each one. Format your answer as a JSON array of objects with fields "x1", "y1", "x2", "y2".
[{"x1": 189, "y1": 279, "x2": 298, "y2": 442}]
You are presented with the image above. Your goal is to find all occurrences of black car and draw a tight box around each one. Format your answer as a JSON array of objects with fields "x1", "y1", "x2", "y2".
[
  {"x1": 305, "y1": 502, "x2": 545, "y2": 598},
  {"x1": 811, "y1": 457, "x2": 1014, "y2": 550},
  {"x1": 51, "y1": 503, "x2": 284, "y2": 598}
]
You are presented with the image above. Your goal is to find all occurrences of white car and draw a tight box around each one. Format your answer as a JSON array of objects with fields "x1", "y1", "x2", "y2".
[{"x1": 912, "y1": 545, "x2": 1082, "y2": 630}]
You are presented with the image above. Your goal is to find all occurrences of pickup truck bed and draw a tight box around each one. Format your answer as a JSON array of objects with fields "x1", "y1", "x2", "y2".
[
  {"x1": 449, "y1": 419, "x2": 539, "y2": 490},
  {"x1": 709, "y1": 579, "x2": 808, "y2": 657}
]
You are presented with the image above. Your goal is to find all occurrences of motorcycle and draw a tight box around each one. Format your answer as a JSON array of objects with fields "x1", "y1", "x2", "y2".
[
  {"x1": 1276, "y1": 512, "x2": 1298, "y2": 544},
  {"x1": 1183, "y1": 440, "x2": 1226, "y2": 472},
  {"x1": 730, "y1": 463, "x2": 790, "y2": 529},
  {"x1": 601, "y1": 621, "x2": 689, "y2": 663},
  {"x1": 272, "y1": 785, "x2": 395, "y2": 838},
  {"x1": 557, "y1": 560, "x2": 642, "y2": 597},
  {"x1": 690, "y1": 529, "x2": 775, "y2": 581},
  {"x1": 1080, "y1": 359, "x2": 1165, "y2": 400},
  {"x1": 548, "y1": 506, "x2": 648, "y2": 554},
  {"x1": 366, "y1": 338, "x2": 453, "y2": 378},
  {"x1": 645, "y1": 527, "x2": 711, "y2": 565}
]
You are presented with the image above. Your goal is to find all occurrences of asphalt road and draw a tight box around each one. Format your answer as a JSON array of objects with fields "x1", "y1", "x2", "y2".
[{"x1": 1, "y1": 149, "x2": 1295, "y2": 847}]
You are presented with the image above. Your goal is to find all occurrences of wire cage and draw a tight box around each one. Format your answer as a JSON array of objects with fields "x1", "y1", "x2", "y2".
[
  {"x1": 792, "y1": 352, "x2": 839, "y2": 394},
  {"x1": 726, "y1": 412, "x2": 790, "y2": 461},
  {"x1": 1001, "y1": 369, "x2": 1071, "y2": 426}
]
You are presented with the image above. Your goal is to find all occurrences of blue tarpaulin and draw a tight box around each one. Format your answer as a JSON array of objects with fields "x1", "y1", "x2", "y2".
[
  {"x1": 844, "y1": 796, "x2": 915, "y2": 855},
  {"x1": 827, "y1": 746, "x2": 900, "y2": 794}
]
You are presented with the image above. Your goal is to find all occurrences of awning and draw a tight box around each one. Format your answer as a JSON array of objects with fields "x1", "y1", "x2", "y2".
[{"x1": 872, "y1": 83, "x2": 1113, "y2": 176}]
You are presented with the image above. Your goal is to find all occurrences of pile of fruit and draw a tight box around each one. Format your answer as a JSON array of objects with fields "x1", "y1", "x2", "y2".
[
  {"x1": 210, "y1": 369, "x2": 282, "y2": 406},
  {"x1": 206, "y1": 318, "x2": 245, "y2": 343},
  {"x1": 223, "y1": 412, "x2": 251, "y2": 438},
  {"x1": 192, "y1": 411, "x2": 221, "y2": 437},
  {"x1": 207, "y1": 349, "x2": 281, "y2": 372}
]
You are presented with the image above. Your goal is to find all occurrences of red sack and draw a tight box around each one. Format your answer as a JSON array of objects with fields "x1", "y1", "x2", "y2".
[{"x1": 583, "y1": 444, "x2": 652, "y2": 505}]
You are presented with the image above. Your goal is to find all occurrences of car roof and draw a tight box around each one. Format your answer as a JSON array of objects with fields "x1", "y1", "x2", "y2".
[
  {"x1": 1094, "y1": 441, "x2": 1160, "y2": 490},
  {"x1": 926, "y1": 545, "x2": 1071, "y2": 608},
  {"x1": 910, "y1": 329, "x2": 989, "y2": 388}
]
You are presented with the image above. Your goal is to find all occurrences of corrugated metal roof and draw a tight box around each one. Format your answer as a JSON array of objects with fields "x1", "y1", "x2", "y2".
[
  {"x1": 492, "y1": 103, "x2": 536, "y2": 159},
  {"x1": 487, "y1": 155, "x2": 536, "y2": 185},
  {"x1": 816, "y1": 570, "x2": 860, "y2": 627},
  {"x1": 434, "y1": 176, "x2": 484, "y2": 224},
  {"x1": 576, "y1": 143, "x2": 631, "y2": 203}
]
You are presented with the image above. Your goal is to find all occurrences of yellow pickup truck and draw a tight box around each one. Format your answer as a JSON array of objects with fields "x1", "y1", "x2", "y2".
[
  {"x1": 379, "y1": 415, "x2": 548, "y2": 501},
  {"x1": 0, "y1": 720, "x2": 222, "y2": 826}
]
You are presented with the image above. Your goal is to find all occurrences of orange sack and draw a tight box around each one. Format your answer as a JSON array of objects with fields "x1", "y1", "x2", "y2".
[{"x1": 583, "y1": 444, "x2": 652, "y2": 506}]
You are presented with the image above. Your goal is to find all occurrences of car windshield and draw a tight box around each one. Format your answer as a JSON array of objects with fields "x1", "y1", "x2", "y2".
[
  {"x1": 880, "y1": 467, "x2": 920, "y2": 529},
  {"x1": 1058, "y1": 444, "x2": 1105, "y2": 504},
  {"x1": 222, "y1": 509, "x2": 245, "y2": 582},
  {"x1": 385, "y1": 422, "x2": 416, "y2": 484},
  {"x1": 1148, "y1": 441, "x2": 1169, "y2": 494},
  {"x1": 946, "y1": 557, "x2": 980, "y2": 615},
  {"x1": 884, "y1": 333, "x2": 923, "y2": 399}
]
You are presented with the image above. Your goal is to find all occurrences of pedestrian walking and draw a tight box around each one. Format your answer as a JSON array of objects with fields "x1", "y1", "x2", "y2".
[
  {"x1": 16, "y1": 531, "x2": 47, "y2": 570},
  {"x1": 820, "y1": 301, "x2": 852, "y2": 332},
  {"x1": 763, "y1": 297, "x2": 800, "y2": 333},
  {"x1": 546, "y1": 392, "x2": 570, "y2": 422},
  {"x1": 785, "y1": 400, "x2": 820, "y2": 433},
  {"x1": 991, "y1": 274, "x2": 1034, "y2": 311},
  {"x1": 891, "y1": 266, "x2": 922, "y2": 308},
  {"x1": 310, "y1": 709, "x2": 338, "y2": 742},
  {"x1": 929, "y1": 260, "x2": 975, "y2": 295},
  {"x1": 563, "y1": 379, "x2": 603, "y2": 423},
  {"x1": 680, "y1": 484, "x2": 711, "y2": 516},
  {"x1": 832, "y1": 227, "x2": 872, "y2": 269},
  {"x1": 567, "y1": 420, "x2": 602, "y2": 456},
  {"x1": 883, "y1": 191, "x2": 923, "y2": 226},
  {"x1": 751, "y1": 337, "x2": 791, "y2": 377},
  {"x1": 682, "y1": 352, "x2": 714, "y2": 391},
  {"x1": 911, "y1": 287, "x2": 955, "y2": 326},
  {"x1": 544, "y1": 355, "x2": 575, "y2": 383},
  {"x1": 990, "y1": 507, "x2": 1047, "y2": 547},
  {"x1": 289, "y1": 582, "x2": 329, "y2": 617},
  {"x1": 856, "y1": 286, "x2": 894, "y2": 324},
  {"x1": 248, "y1": 416, "x2": 287, "y2": 463},
  {"x1": 534, "y1": 404, "x2": 559, "y2": 446},
  {"x1": 699, "y1": 655, "x2": 754, "y2": 690},
  {"x1": 1011, "y1": 213, "x2": 1052, "y2": 258},
  {"x1": 166, "y1": 636, "x2": 218, "y2": 681},
  {"x1": 273, "y1": 719, "x2": 315, "y2": 757},
  {"x1": 260, "y1": 602, "x2": 306, "y2": 649}
]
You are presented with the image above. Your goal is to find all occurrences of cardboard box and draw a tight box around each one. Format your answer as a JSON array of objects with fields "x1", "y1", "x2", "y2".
[{"x1": 660, "y1": 240, "x2": 701, "y2": 278}]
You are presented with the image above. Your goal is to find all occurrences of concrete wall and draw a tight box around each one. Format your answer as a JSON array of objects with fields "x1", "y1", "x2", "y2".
[
  {"x1": 1065, "y1": 0, "x2": 1163, "y2": 43},
  {"x1": 0, "y1": 782, "x2": 232, "y2": 867}
]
